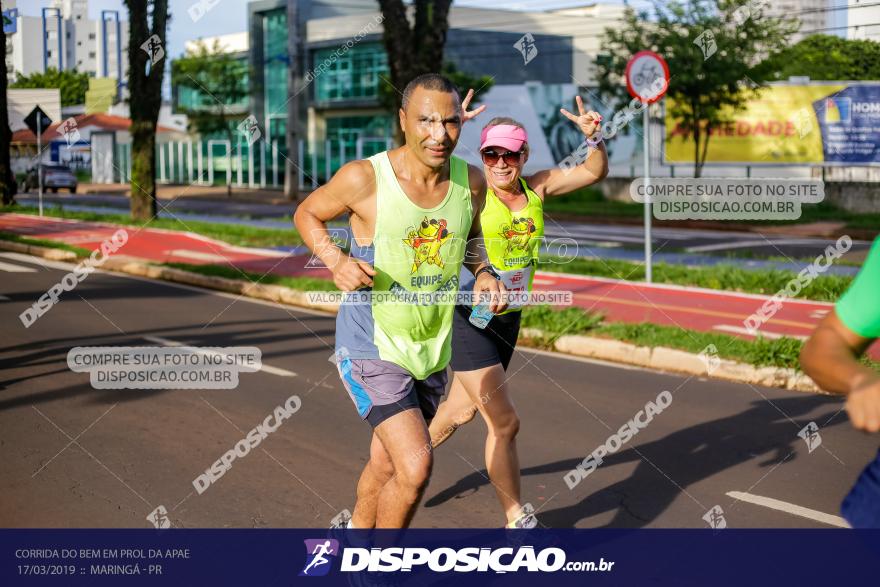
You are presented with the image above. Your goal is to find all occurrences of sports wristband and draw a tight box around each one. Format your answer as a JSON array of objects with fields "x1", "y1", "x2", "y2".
[{"x1": 475, "y1": 265, "x2": 501, "y2": 281}]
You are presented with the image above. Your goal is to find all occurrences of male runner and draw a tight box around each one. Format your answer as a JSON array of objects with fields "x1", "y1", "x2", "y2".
[
  {"x1": 294, "y1": 74, "x2": 506, "y2": 529},
  {"x1": 801, "y1": 236, "x2": 880, "y2": 526}
]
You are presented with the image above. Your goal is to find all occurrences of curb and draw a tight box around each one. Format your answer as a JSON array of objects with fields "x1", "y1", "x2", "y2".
[
  {"x1": 520, "y1": 328, "x2": 821, "y2": 393},
  {"x1": 1, "y1": 241, "x2": 820, "y2": 394},
  {"x1": 0, "y1": 239, "x2": 79, "y2": 261}
]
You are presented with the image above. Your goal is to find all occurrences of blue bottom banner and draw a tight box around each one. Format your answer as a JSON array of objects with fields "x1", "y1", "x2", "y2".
[{"x1": 3, "y1": 529, "x2": 879, "y2": 586}]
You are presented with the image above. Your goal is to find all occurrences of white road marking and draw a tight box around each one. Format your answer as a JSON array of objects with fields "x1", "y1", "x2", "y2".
[
  {"x1": 0, "y1": 260, "x2": 37, "y2": 273},
  {"x1": 142, "y1": 335, "x2": 297, "y2": 377},
  {"x1": 685, "y1": 239, "x2": 829, "y2": 253},
  {"x1": 810, "y1": 309, "x2": 830, "y2": 319},
  {"x1": 726, "y1": 491, "x2": 849, "y2": 528},
  {"x1": 713, "y1": 324, "x2": 808, "y2": 341},
  {"x1": 164, "y1": 250, "x2": 231, "y2": 263}
]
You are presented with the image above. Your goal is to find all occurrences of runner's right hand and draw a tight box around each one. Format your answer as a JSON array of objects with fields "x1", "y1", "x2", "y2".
[
  {"x1": 847, "y1": 376, "x2": 880, "y2": 433},
  {"x1": 331, "y1": 255, "x2": 376, "y2": 291}
]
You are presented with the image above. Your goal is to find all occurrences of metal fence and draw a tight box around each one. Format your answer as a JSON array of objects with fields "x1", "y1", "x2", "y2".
[{"x1": 112, "y1": 137, "x2": 393, "y2": 190}]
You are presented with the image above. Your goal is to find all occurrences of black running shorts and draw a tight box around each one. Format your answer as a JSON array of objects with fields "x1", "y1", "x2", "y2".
[{"x1": 449, "y1": 305, "x2": 522, "y2": 372}]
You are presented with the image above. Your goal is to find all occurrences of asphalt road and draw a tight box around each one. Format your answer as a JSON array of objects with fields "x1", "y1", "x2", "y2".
[{"x1": 1, "y1": 253, "x2": 877, "y2": 529}]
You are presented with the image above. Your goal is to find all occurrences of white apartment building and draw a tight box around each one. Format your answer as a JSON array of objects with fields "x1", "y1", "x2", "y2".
[
  {"x1": 3, "y1": 0, "x2": 128, "y2": 82},
  {"x1": 844, "y1": 0, "x2": 880, "y2": 41},
  {"x1": 763, "y1": 0, "x2": 833, "y2": 42}
]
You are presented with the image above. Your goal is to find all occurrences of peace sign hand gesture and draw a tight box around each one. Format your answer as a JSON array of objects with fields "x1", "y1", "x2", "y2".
[
  {"x1": 560, "y1": 96, "x2": 602, "y2": 140},
  {"x1": 461, "y1": 88, "x2": 487, "y2": 124}
]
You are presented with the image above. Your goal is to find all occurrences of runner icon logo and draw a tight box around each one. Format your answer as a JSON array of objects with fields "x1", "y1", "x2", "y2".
[
  {"x1": 798, "y1": 421, "x2": 822, "y2": 453},
  {"x1": 703, "y1": 505, "x2": 727, "y2": 530},
  {"x1": 300, "y1": 539, "x2": 339, "y2": 577}
]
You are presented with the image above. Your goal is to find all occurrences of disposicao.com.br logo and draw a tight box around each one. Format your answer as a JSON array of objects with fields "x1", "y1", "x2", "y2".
[{"x1": 299, "y1": 539, "x2": 614, "y2": 575}]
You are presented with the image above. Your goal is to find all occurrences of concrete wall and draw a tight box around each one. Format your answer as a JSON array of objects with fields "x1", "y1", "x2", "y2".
[{"x1": 825, "y1": 182, "x2": 880, "y2": 213}]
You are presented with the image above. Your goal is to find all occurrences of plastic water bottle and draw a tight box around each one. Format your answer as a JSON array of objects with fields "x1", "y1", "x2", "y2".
[{"x1": 469, "y1": 303, "x2": 494, "y2": 329}]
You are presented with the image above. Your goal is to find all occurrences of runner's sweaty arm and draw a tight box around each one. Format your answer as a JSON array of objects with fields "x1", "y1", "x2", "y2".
[{"x1": 294, "y1": 160, "x2": 377, "y2": 292}]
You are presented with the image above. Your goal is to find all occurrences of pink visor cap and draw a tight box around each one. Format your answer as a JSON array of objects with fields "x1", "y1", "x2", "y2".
[{"x1": 479, "y1": 124, "x2": 528, "y2": 153}]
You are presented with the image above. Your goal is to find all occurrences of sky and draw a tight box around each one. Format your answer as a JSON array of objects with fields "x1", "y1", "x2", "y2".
[
  {"x1": 21, "y1": 0, "x2": 644, "y2": 59},
  {"x1": 19, "y1": 0, "x2": 854, "y2": 60},
  {"x1": 21, "y1": 0, "x2": 254, "y2": 59}
]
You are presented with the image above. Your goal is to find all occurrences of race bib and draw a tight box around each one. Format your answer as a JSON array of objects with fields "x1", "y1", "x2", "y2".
[{"x1": 497, "y1": 266, "x2": 532, "y2": 310}]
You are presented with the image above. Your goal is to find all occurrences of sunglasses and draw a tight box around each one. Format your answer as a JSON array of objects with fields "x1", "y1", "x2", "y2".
[{"x1": 481, "y1": 149, "x2": 523, "y2": 166}]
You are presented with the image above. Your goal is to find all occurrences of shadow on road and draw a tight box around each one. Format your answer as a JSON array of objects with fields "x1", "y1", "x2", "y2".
[{"x1": 426, "y1": 395, "x2": 846, "y2": 528}]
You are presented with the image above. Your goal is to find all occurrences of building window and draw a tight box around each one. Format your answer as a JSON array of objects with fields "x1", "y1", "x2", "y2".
[
  {"x1": 89, "y1": 33, "x2": 95, "y2": 40},
  {"x1": 262, "y1": 8, "x2": 289, "y2": 144},
  {"x1": 326, "y1": 115, "x2": 393, "y2": 158},
  {"x1": 313, "y1": 43, "x2": 388, "y2": 102},
  {"x1": 89, "y1": 52, "x2": 96, "y2": 59}
]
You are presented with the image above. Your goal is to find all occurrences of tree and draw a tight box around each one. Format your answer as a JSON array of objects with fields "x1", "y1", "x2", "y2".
[
  {"x1": 172, "y1": 40, "x2": 248, "y2": 197},
  {"x1": 123, "y1": 0, "x2": 169, "y2": 220},
  {"x1": 1, "y1": 16, "x2": 16, "y2": 205},
  {"x1": 10, "y1": 68, "x2": 90, "y2": 106},
  {"x1": 757, "y1": 34, "x2": 880, "y2": 81},
  {"x1": 596, "y1": 0, "x2": 796, "y2": 177},
  {"x1": 441, "y1": 61, "x2": 493, "y2": 105},
  {"x1": 378, "y1": 60, "x2": 494, "y2": 128},
  {"x1": 377, "y1": 0, "x2": 453, "y2": 143}
]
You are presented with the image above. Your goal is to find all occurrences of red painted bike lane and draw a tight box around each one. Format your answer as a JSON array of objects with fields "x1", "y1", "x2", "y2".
[{"x1": 3, "y1": 213, "x2": 875, "y2": 357}]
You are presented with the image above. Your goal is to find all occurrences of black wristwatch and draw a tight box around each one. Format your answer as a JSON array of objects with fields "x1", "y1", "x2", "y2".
[{"x1": 475, "y1": 265, "x2": 501, "y2": 281}]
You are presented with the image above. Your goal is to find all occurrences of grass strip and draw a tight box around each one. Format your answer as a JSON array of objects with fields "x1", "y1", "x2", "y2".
[
  {"x1": 521, "y1": 304, "x2": 806, "y2": 369},
  {"x1": 543, "y1": 194, "x2": 880, "y2": 232},
  {"x1": 538, "y1": 256, "x2": 852, "y2": 302}
]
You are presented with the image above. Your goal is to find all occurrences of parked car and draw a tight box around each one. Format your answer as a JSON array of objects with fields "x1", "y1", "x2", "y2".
[{"x1": 21, "y1": 165, "x2": 77, "y2": 193}]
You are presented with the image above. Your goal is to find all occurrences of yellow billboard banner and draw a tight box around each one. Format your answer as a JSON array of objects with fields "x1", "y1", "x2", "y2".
[
  {"x1": 664, "y1": 84, "x2": 846, "y2": 164},
  {"x1": 85, "y1": 78, "x2": 118, "y2": 115}
]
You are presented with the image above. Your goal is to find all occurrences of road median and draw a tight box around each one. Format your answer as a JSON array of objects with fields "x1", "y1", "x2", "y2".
[{"x1": 0, "y1": 238, "x2": 826, "y2": 394}]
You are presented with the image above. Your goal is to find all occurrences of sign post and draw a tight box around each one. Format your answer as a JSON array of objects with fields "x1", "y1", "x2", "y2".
[
  {"x1": 24, "y1": 106, "x2": 53, "y2": 217},
  {"x1": 625, "y1": 51, "x2": 670, "y2": 283}
]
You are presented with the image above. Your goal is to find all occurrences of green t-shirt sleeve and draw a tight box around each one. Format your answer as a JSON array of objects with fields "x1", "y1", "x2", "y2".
[{"x1": 836, "y1": 237, "x2": 880, "y2": 339}]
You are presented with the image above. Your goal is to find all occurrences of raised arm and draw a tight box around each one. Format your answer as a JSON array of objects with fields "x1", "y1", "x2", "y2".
[
  {"x1": 527, "y1": 95, "x2": 608, "y2": 199},
  {"x1": 293, "y1": 160, "x2": 377, "y2": 291}
]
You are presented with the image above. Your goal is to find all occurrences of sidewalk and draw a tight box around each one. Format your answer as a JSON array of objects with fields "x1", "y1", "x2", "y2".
[{"x1": 4, "y1": 212, "x2": 867, "y2": 359}]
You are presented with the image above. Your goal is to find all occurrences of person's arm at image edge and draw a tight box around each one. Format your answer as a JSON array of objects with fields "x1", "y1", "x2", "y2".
[{"x1": 801, "y1": 239, "x2": 880, "y2": 431}]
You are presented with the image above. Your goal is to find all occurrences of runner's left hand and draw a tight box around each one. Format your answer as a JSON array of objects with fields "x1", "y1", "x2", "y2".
[
  {"x1": 474, "y1": 271, "x2": 508, "y2": 314},
  {"x1": 462, "y1": 89, "x2": 487, "y2": 124},
  {"x1": 560, "y1": 96, "x2": 602, "y2": 140}
]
